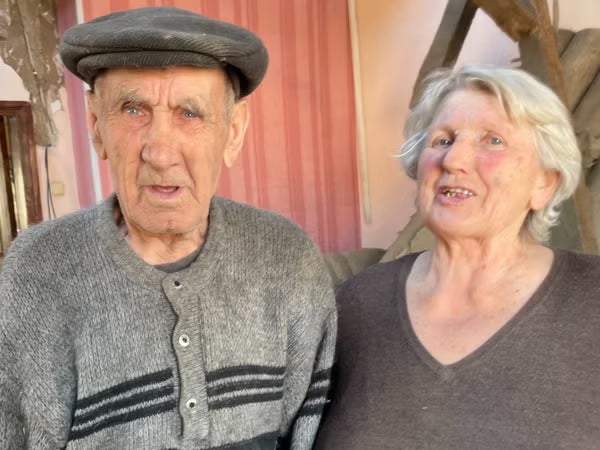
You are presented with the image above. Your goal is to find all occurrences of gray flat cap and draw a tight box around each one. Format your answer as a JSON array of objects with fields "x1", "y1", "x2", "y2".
[{"x1": 59, "y1": 6, "x2": 268, "y2": 98}]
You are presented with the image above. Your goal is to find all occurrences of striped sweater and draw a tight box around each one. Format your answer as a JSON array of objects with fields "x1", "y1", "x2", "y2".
[{"x1": 0, "y1": 195, "x2": 336, "y2": 450}]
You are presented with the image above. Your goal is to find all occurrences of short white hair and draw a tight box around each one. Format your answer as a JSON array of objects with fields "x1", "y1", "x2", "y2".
[{"x1": 399, "y1": 65, "x2": 581, "y2": 242}]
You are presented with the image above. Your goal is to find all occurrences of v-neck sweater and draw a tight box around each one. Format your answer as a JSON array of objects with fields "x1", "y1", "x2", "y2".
[
  {"x1": 314, "y1": 249, "x2": 600, "y2": 450},
  {"x1": 0, "y1": 194, "x2": 336, "y2": 450}
]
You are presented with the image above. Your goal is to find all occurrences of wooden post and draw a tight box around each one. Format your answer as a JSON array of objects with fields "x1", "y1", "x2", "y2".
[
  {"x1": 410, "y1": 0, "x2": 478, "y2": 107},
  {"x1": 528, "y1": 0, "x2": 598, "y2": 254},
  {"x1": 471, "y1": 0, "x2": 537, "y2": 41}
]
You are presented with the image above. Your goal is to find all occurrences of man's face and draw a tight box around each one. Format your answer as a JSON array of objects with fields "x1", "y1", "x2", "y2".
[{"x1": 87, "y1": 66, "x2": 248, "y2": 238}]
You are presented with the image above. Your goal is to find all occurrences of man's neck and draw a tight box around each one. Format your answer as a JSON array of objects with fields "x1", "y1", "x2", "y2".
[{"x1": 114, "y1": 204, "x2": 206, "y2": 265}]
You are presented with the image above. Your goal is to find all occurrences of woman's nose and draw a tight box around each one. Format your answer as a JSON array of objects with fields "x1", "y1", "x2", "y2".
[{"x1": 440, "y1": 137, "x2": 473, "y2": 173}]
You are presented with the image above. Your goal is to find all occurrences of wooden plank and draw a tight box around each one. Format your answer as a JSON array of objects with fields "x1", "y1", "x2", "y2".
[
  {"x1": 410, "y1": 0, "x2": 478, "y2": 107},
  {"x1": 0, "y1": 0, "x2": 8, "y2": 40},
  {"x1": 556, "y1": 29, "x2": 575, "y2": 56},
  {"x1": 573, "y1": 72, "x2": 600, "y2": 171},
  {"x1": 347, "y1": 0, "x2": 372, "y2": 224},
  {"x1": 528, "y1": 0, "x2": 598, "y2": 254},
  {"x1": 472, "y1": 0, "x2": 537, "y2": 41},
  {"x1": 560, "y1": 29, "x2": 600, "y2": 110}
]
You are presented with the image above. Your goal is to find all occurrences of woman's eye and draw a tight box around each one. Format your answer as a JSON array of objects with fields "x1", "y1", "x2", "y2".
[
  {"x1": 489, "y1": 136, "x2": 503, "y2": 145},
  {"x1": 432, "y1": 137, "x2": 452, "y2": 148},
  {"x1": 183, "y1": 110, "x2": 198, "y2": 119}
]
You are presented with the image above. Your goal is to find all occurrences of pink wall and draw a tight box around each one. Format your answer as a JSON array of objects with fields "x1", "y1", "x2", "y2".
[{"x1": 76, "y1": 0, "x2": 361, "y2": 253}]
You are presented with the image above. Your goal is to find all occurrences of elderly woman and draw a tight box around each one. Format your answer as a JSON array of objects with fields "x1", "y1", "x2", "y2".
[{"x1": 314, "y1": 65, "x2": 600, "y2": 449}]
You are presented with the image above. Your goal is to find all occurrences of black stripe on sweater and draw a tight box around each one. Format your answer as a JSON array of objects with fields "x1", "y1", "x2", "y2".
[
  {"x1": 304, "y1": 385, "x2": 329, "y2": 401},
  {"x1": 209, "y1": 391, "x2": 284, "y2": 410},
  {"x1": 72, "y1": 384, "x2": 175, "y2": 427},
  {"x1": 75, "y1": 369, "x2": 173, "y2": 409},
  {"x1": 208, "y1": 431, "x2": 280, "y2": 449},
  {"x1": 207, "y1": 377, "x2": 285, "y2": 397},
  {"x1": 297, "y1": 401, "x2": 327, "y2": 418},
  {"x1": 69, "y1": 369, "x2": 175, "y2": 441},
  {"x1": 310, "y1": 368, "x2": 331, "y2": 384},
  {"x1": 295, "y1": 380, "x2": 331, "y2": 419},
  {"x1": 68, "y1": 398, "x2": 177, "y2": 441},
  {"x1": 205, "y1": 365, "x2": 286, "y2": 383}
]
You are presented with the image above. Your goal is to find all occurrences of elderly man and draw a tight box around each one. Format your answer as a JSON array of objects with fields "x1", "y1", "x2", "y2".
[{"x1": 0, "y1": 7, "x2": 335, "y2": 450}]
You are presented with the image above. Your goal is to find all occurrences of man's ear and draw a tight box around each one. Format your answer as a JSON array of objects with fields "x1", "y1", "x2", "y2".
[
  {"x1": 86, "y1": 91, "x2": 108, "y2": 160},
  {"x1": 223, "y1": 100, "x2": 250, "y2": 168},
  {"x1": 530, "y1": 168, "x2": 560, "y2": 211}
]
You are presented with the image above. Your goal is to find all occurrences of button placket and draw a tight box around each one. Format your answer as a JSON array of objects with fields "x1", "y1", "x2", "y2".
[{"x1": 163, "y1": 277, "x2": 209, "y2": 440}]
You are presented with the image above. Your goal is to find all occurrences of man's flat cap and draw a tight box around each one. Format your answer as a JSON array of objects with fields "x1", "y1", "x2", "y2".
[{"x1": 59, "y1": 6, "x2": 268, "y2": 98}]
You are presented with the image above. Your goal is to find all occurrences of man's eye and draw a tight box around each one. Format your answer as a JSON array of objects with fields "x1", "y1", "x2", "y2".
[{"x1": 124, "y1": 106, "x2": 142, "y2": 115}]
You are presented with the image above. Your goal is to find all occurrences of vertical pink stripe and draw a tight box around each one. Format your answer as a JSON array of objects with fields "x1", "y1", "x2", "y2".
[
  {"x1": 232, "y1": 0, "x2": 251, "y2": 204},
  {"x1": 246, "y1": 0, "x2": 269, "y2": 209},
  {"x1": 279, "y1": 3, "x2": 306, "y2": 229},
  {"x1": 306, "y1": 1, "x2": 326, "y2": 250},
  {"x1": 56, "y1": 0, "x2": 96, "y2": 208},
  {"x1": 316, "y1": 2, "x2": 338, "y2": 251}
]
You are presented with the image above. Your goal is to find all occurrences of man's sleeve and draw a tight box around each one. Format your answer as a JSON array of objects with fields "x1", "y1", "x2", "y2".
[
  {"x1": 0, "y1": 251, "x2": 75, "y2": 449},
  {"x1": 0, "y1": 359, "x2": 27, "y2": 445},
  {"x1": 288, "y1": 308, "x2": 337, "y2": 450}
]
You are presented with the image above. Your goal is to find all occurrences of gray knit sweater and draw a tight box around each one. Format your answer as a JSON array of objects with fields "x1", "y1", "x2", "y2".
[{"x1": 0, "y1": 195, "x2": 336, "y2": 450}]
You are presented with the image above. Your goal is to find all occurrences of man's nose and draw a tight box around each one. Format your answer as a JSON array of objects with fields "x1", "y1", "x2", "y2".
[{"x1": 141, "y1": 113, "x2": 180, "y2": 169}]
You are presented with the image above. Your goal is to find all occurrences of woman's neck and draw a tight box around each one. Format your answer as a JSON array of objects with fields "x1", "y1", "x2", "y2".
[{"x1": 412, "y1": 237, "x2": 551, "y2": 313}]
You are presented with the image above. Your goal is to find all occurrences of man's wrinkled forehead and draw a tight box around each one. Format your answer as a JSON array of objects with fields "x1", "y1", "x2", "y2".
[{"x1": 92, "y1": 67, "x2": 230, "y2": 112}]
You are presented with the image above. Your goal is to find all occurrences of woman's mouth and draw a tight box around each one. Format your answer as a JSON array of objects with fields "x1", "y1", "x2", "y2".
[{"x1": 439, "y1": 187, "x2": 475, "y2": 199}]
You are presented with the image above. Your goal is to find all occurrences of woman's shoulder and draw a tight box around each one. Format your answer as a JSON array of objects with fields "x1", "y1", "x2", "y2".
[
  {"x1": 553, "y1": 248, "x2": 600, "y2": 279},
  {"x1": 336, "y1": 252, "x2": 420, "y2": 300}
]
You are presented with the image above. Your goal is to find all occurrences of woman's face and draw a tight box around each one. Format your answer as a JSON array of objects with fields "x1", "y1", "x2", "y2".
[{"x1": 416, "y1": 88, "x2": 557, "y2": 242}]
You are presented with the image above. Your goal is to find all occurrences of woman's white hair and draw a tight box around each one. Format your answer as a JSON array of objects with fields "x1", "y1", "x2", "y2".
[{"x1": 399, "y1": 65, "x2": 582, "y2": 243}]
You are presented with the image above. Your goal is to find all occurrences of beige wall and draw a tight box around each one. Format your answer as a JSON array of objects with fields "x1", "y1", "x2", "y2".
[
  {"x1": 354, "y1": 0, "x2": 600, "y2": 250},
  {"x1": 0, "y1": 60, "x2": 79, "y2": 222}
]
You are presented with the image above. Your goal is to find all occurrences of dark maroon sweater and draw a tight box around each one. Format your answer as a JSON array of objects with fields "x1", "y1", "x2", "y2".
[{"x1": 315, "y1": 249, "x2": 600, "y2": 450}]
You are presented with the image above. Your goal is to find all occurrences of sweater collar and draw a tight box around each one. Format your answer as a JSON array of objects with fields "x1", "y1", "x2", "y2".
[{"x1": 95, "y1": 194, "x2": 226, "y2": 292}]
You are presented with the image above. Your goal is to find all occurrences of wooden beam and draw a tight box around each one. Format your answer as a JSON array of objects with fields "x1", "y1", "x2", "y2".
[
  {"x1": 472, "y1": 0, "x2": 538, "y2": 41},
  {"x1": 526, "y1": 0, "x2": 598, "y2": 254},
  {"x1": 556, "y1": 29, "x2": 575, "y2": 56},
  {"x1": 410, "y1": 0, "x2": 478, "y2": 107},
  {"x1": 0, "y1": 0, "x2": 8, "y2": 40},
  {"x1": 573, "y1": 73, "x2": 600, "y2": 171},
  {"x1": 560, "y1": 30, "x2": 600, "y2": 110}
]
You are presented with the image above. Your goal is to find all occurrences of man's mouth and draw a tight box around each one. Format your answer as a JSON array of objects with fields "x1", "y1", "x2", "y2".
[{"x1": 149, "y1": 185, "x2": 181, "y2": 194}]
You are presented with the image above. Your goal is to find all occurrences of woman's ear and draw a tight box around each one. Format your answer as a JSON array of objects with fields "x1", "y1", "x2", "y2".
[
  {"x1": 86, "y1": 91, "x2": 108, "y2": 160},
  {"x1": 530, "y1": 168, "x2": 560, "y2": 211},
  {"x1": 223, "y1": 100, "x2": 250, "y2": 168}
]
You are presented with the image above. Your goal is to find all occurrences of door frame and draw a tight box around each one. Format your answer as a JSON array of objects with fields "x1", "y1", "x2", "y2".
[{"x1": 0, "y1": 101, "x2": 42, "y2": 227}]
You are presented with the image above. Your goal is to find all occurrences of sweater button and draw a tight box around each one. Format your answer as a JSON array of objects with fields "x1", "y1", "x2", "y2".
[
  {"x1": 186, "y1": 398, "x2": 197, "y2": 410},
  {"x1": 178, "y1": 334, "x2": 190, "y2": 347},
  {"x1": 173, "y1": 280, "x2": 182, "y2": 289}
]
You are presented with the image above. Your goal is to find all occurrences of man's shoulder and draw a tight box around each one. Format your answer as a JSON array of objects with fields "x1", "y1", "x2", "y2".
[
  {"x1": 3, "y1": 203, "x2": 100, "y2": 269},
  {"x1": 213, "y1": 197, "x2": 311, "y2": 244}
]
